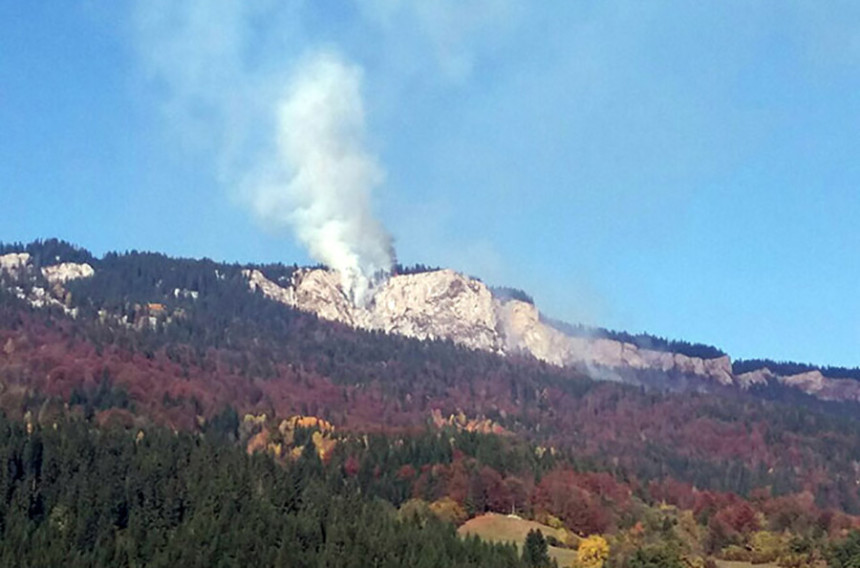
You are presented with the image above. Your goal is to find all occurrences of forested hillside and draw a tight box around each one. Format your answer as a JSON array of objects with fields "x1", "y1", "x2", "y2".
[
  {"x1": 2, "y1": 240, "x2": 860, "y2": 567},
  {"x1": 0, "y1": 415, "x2": 526, "y2": 567}
]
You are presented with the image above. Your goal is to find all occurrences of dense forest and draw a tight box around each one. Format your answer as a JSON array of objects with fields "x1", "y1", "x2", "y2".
[
  {"x1": 0, "y1": 238, "x2": 96, "y2": 266},
  {"x1": 1, "y1": 399, "x2": 860, "y2": 566},
  {"x1": 3, "y1": 239, "x2": 860, "y2": 566},
  {"x1": 0, "y1": 415, "x2": 529, "y2": 567}
]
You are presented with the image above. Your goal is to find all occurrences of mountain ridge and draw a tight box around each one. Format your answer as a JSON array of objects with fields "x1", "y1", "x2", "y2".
[
  {"x1": 2, "y1": 240, "x2": 859, "y2": 406},
  {"x1": 4, "y1": 239, "x2": 860, "y2": 523},
  {"x1": 241, "y1": 261, "x2": 860, "y2": 403}
]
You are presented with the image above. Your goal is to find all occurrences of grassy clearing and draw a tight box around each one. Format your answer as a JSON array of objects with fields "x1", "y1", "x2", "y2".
[{"x1": 458, "y1": 513, "x2": 578, "y2": 567}]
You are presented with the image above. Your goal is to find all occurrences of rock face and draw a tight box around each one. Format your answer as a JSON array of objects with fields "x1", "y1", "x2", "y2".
[
  {"x1": 245, "y1": 267, "x2": 735, "y2": 385},
  {"x1": 369, "y1": 270, "x2": 500, "y2": 350},
  {"x1": 0, "y1": 254, "x2": 95, "y2": 286},
  {"x1": 779, "y1": 370, "x2": 827, "y2": 394},
  {"x1": 496, "y1": 299, "x2": 574, "y2": 365},
  {"x1": 0, "y1": 254, "x2": 94, "y2": 315},
  {"x1": 41, "y1": 262, "x2": 95, "y2": 284},
  {"x1": 246, "y1": 268, "x2": 503, "y2": 351},
  {"x1": 497, "y1": 297, "x2": 735, "y2": 384},
  {"x1": 733, "y1": 367, "x2": 860, "y2": 402},
  {"x1": 0, "y1": 253, "x2": 31, "y2": 277},
  {"x1": 2, "y1": 251, "x2": 857, "y2": 402},
  {"x1": 778, "y1": 371, "x2": 860, "y2": 402},
  {"x1": 735, "y1": 368, "x2": 775, "y2": 389}
]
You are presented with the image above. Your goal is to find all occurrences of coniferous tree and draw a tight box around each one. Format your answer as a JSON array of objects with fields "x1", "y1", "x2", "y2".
[{"x1": 523, "y1": 529, "x2": 550, "y2": 568}]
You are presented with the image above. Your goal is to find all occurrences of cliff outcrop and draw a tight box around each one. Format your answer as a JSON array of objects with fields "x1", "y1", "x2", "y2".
[
  {"x1": 42, "y1": 262, "x2": 95, "y2": 284},
  {"x1": 246, "y1": 268, "x2": 503, "y2": 352},
  {"x1": 245, "y1": 267, "x2": 735, "y2": 385},
  {"x1": 1, "y1": 249, "x2": 856, "y2": 403},
  {"x1": 0, "y1": 253, "x2": 94, "y2": 314},
  {"x1": 498, "y1": 297, "x2": 735, "y2": 384},
  {"x1": 0, "y1": 253, "x2": 31, "y2": 277},
  {"x1": 778, "y1": 370, "x2": 860, "y2": 402}
]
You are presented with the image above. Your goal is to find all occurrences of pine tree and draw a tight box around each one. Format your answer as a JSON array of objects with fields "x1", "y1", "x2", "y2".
[{"x1": 523, "y1": 529, "x2": 550, "y2": 568}]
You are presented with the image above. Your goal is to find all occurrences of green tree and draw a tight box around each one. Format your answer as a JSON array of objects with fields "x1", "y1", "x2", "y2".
[
  {"x1": 523, "y1": 529, "x2": 551, "y2": 568},
  {"x1": 628, "y1": 544, "x2": 685, "y2": 568},
  {"x1": 829, "y1": 531, "x2": 860, "y2": 568}
]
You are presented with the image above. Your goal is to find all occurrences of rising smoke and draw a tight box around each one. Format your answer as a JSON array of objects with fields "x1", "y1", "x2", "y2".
[
  {"x1": 134, "y1": 1, "x2": 525, "y2": 305},
  {"x1": 134, "y1": 2, "x2": 395, "y2": 306},
  {"x1": 252, "y1": 52, "x2": 395, "y2": 306}
]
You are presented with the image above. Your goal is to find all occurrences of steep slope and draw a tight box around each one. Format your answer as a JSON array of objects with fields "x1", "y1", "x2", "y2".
[
  {"x1": 246, "y1": 267, "x2": 735, "y2": 386},
  {"x1": 0, "y1": 251, "x2": 94, "y2": 314},
  {"x1": 243, "y1": 266, "x2": 860, "y2": 402},
  {"x1": 4, "y1": 242, "x2": 860, "y2": 517},
  {"x1": 2, "y1": 246, "x2": 858, "y2": 403},
  {"x1": 246, "y1": 268, "x2": 502, "y2": 351}
]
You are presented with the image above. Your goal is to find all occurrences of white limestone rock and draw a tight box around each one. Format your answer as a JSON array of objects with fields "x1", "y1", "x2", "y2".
[
  {"x1": 736, "y1": 368, "x2": 776, "y2": 389},
  {"x1": 0, "y1": 253, "x2": 31, "y2": 278},
  {"x1": 173, "y1": 288, "x2": 199, "y2": 300},
  {"x1": 701, "y1": 356, "x2": 735, "y2": 385},
  {"x1": 775, "y1": 370, "x2": 860, "y2": 402},
  {"x1": 493, "y1": 296, "x2": 733, "y2": 383},
  {"x1": 246, "y1": 268, "x2": 502, "y2": 351},
  {"x1": 495, "y1": 299, "x2": 572, "y2": 365},
  {"x1": 779, "y1": 370, "x2": 827, "y2": 394},
  {"x1": 41, "y1": 262, "x2": 95, "y2": 284},
  {"x1": 244, "y1": 267, "x2": 738, "y2": 387},
  {"x1": 0, "y1": 256, "x2": 90, "y2": 317}
]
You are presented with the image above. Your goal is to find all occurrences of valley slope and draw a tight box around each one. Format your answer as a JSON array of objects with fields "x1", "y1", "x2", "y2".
[
  {"x1": 245, "y1": 264, "x2": 860, "y2": 404},
  {"x1": 2, "y1": 240, "x2": 860, "y2": 563}
]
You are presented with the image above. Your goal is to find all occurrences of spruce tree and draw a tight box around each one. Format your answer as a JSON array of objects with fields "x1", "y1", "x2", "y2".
[{"x1": 523, "y1": 529, "x2": 550, "y2": 568}]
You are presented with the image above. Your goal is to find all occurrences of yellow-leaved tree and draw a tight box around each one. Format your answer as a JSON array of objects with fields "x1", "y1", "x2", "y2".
[{"x1": 576, "y1": 535, "x2": 609, "y2": 568}]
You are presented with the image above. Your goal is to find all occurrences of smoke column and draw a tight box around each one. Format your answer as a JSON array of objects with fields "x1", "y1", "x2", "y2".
[
  {"x1": 251, "y1": 51, "x2": 395, "y2": 305},
  {"x1": 134, "y1": 1, "x2": 519, "y2": 306}
]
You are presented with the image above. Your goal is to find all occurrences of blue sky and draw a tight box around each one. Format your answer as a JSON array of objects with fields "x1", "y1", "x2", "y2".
[{"x1": 2, "y1": 2, "x2": 860, "y2": 366}]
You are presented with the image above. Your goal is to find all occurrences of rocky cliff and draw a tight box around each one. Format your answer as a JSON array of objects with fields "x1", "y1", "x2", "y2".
[
  {"x1": 0, "y1": 253, "x2": 30, "y2": 277},
  {"x1": 736, "y1": 366, "x2": 860, "y2": 402},
  {"x1": 246, "y1": 268, "x2": 503, "y2": 352},
  {"x1": 1, "y1": 250, "x2": 853, "y2": 401},
  {"x1": 42, "y1": 262, "x2": 95, "y2": 284},
  {"x1": 0, "y1": 253, "x2": 94, "y2": 314},
  {"x1": 245, "y1": 267, "x2": 735, "y2": 386},
  {"x1": 245, "y1": 267, "x2": 860, "y2": 399},
  {"x1": 778, "y1": 370, "x2": 860, "y2": 402},
  {"x1": 499, "y1": 298, "x2": 736, "y2": 385}
]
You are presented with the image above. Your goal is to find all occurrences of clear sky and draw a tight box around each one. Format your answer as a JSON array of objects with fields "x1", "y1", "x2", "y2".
[{"x1": 2, "y1": 2, "x2": 859, "y2": 367}]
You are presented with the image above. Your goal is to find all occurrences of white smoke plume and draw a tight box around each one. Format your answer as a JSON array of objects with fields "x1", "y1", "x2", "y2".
[
  {"x1": 133, "y1": 2, "x2": 395, "y2": 306},
  {"x1": 251, "y1": 52, "x2": 395, "y2": 305},
  {"x1": 132, "y1": 1, "x2": 526, "y2": 305}
]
